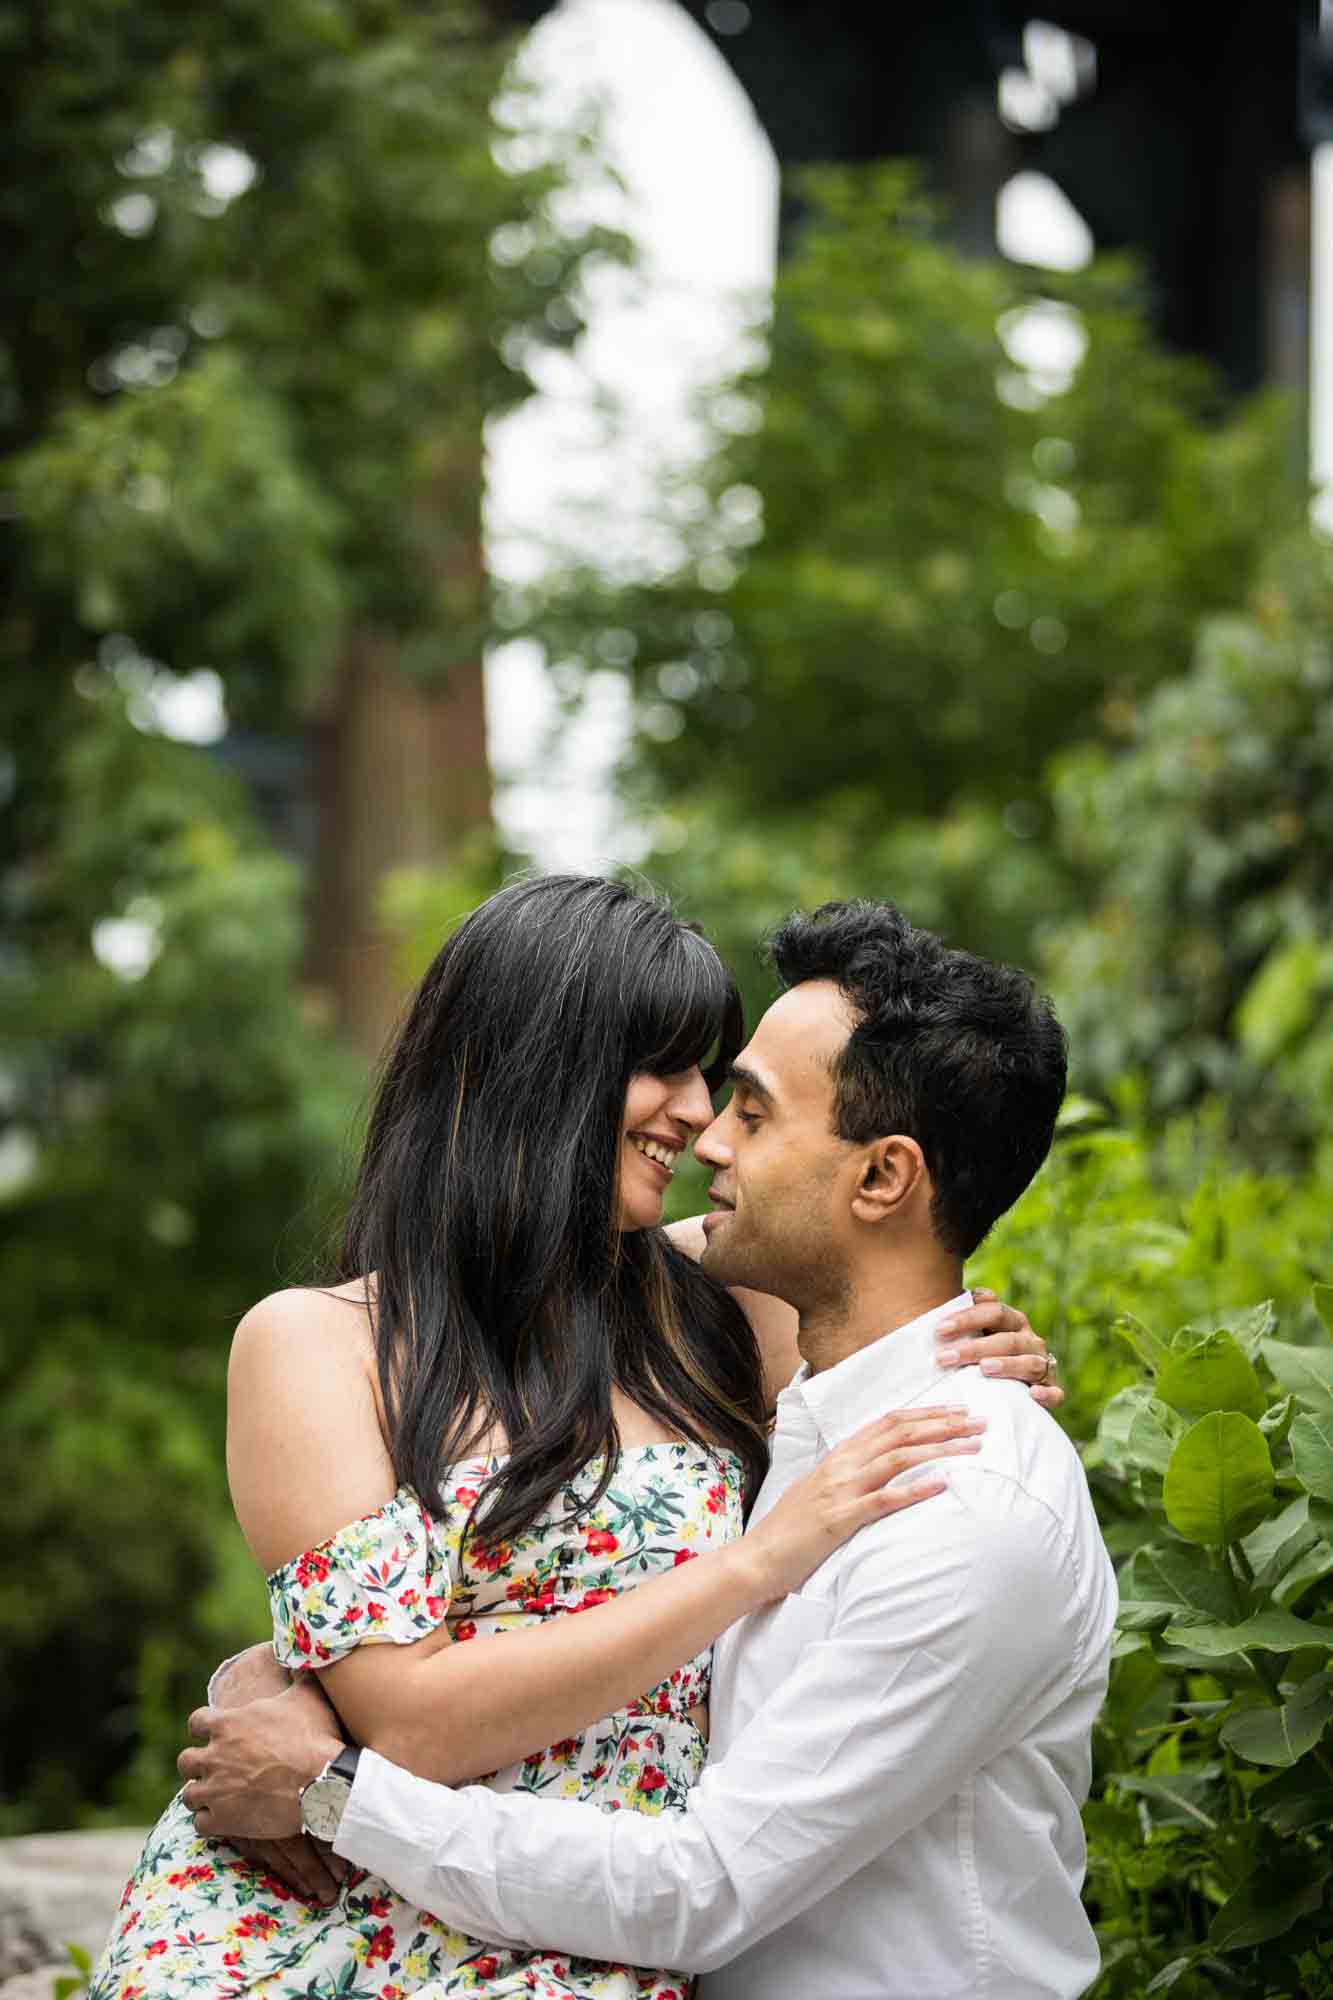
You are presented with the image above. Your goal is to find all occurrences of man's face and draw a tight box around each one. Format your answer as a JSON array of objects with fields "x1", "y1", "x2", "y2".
[{"x1": 695, "y1": 979, "x2": 861, "y2": 1312}]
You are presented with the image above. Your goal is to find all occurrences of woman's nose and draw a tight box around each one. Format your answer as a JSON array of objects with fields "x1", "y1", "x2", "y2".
[{"x1": 669, "y1": 1067, "x2": 715, "y2": 1130}]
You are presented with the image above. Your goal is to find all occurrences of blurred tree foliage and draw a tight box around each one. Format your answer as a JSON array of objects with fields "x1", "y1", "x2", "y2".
[
  {"x1": 1045, "y1": 539, "x2": 1333, "y2": 1144},
  {"x1": 0, "y1": 0, "x2": 617, "y2": 1827}
]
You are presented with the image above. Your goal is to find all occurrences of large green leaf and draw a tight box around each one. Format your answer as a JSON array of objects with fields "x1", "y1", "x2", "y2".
[
  {"x1": 1219, "y1": 1674, "x2": 1333, "y2": 1766},
  {"x1": 1165, "y1": 1609, "x2": 1333, "y2": 1655},
  {"x1": 1290, "y1": 1409, "x2": 1333, "y2": 1504},
  {"x1": 1163, "y1": 1411, "x2": 1275, "y2": 1546},
  {"x1": 1261, "y1": 1337, "x2": 1333, "y2": 1410},
  {"x1": 1243, "y1": 1495, "x2": 1313, "y2": 1588},
  {"x1": 1111, "y1": 1767, "x2": 1222, "y2": 1830},
  {"x1": 1157, "y1": 1329, "x2": 1267, "y2": 1422},
  {"x1": 1252, "y1": 1753, "x2": 1333, "y2": 1833},
  {"x1": 1116, "y1": 1313, "x2": 1172, "y2": 1375},
  {"x1": 1208, "y1": 1864, "x2": 1329, "y2": 1951},
  {"x1": 1117, "y1": 1542, "x2": 1234, "y2": 1629}
]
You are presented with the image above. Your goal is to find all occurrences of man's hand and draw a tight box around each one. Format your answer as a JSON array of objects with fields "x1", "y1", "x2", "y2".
[
  {"x1": 178, "y1": 1675, "x2": 344, "y2": 1840},
  {"x1": 226, "y1": 1832, "x2": 348, "y2": 1906}
]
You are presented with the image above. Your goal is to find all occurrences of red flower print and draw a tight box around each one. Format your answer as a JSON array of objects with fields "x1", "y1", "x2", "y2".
[
  {"x1": 365, "y1": 1893, "x2": 393, "y2": 1918},
  {"x1": 366, "y1": 1924, "x2": 394, "y2": 1966},
  {"x1": 145, "y1": 1941, "x2": 167, "y2": 1957},
  {"x1": 381, "y1": 1987, "x2": 404, "y2": 1999},
  {"x1": 426, "y1": 1594, "x2": 448, "y2": 1619},
  {"x1": 345, "y1": 1604, "x2": 364, "y2": 1623},
  {"x1": 506, "y1": 1574, "x2": 535, "y2": 1600},
  {"x1": 584, "y1": 1527, "x2": 619, "y2": 1555},
  {"x1": 118, "y1": 1912, "x2": 140, "y2": 1938},
  {"x1": 473, "y1": 1956, "x2": 499, "y2": 1978},
  {"x1": 455, "y1": 1485, "x2": 478, "y2": 1506},
  {"x1": 705, "y1": 1482, "x2": 726, "y2": 1514},
  {"x1": 316, "y1": 1641, "x2": 332, "y2": 1662},
  {"x1": 237, "y1": 1912, "x2": 280, "y2": 1940},
  {"x1": 673, "y1": 1548, "x2": 696, "y2": 1566},
  {"x1": 550, "y1": 1737, "x2": 578, "y2": 1758},
  {"x1": 454, "y1": 1619, "x2": 478, "y2": 1642},
  {"x1": 398, "y1": 1587, "x2": 419, "y2": 1608},
  {"x1": 166, "y1": 1864, "x2": 215, "y2": 1888},
  {"x1": 523, "y1": 1585, "x2": 556, "y2": 1614},
  {"x1": 472, "y1": 1542, "x2": 512, "y2": 1575},
  {"x1": 296, "y1": 1552, "x2": 330, "y2": 1588},
  {"x1": 293, "y1": 1619, "x2": 313, "y2": 1655},
  {"x1": 223, "y1": 1949, "x2": 242, "y2": 1968},
  {"x1": 638, "y1": 1765, "x2": 666, "y2": 1793},
  {"x1": 119, "y1": 1986, "x2": 145, "y2": 1998},
  {"x1": 575, "y1": 1587, "x2": 614, "y2": 1612},
  {"x1": 656, "y1": 1690, "x2": 671, "y2": 1714},
  {"x1": 367, "y1": 1601, "x2": 386, "y2": 1622}
]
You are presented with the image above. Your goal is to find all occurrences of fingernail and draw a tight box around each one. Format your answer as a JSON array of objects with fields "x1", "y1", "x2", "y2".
[
  {"x1": 937, "y1": 1349, "x2": 960, "y2": 1367},
  {"x1": 980, "y1": 1358, "x2": 1002, "y2": 1374},
  {"x1": 936, "y1": 1319, "x2": 959, "y2": 1336}
]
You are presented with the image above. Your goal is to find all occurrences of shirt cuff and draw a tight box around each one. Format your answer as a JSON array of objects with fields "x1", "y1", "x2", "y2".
[{"x1": 333, "y1": 1748, "x2": 509, "y2": 1935}]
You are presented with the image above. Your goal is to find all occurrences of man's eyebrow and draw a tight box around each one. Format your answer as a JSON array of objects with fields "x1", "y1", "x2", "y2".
[{"x1": 728, "y1": 1062, "x2": 777, "y2": 1109}]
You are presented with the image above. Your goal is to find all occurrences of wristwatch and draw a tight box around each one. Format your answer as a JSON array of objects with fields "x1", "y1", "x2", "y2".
[{"x1": 298, "y1": 1744, "x2": 362, "y2": 1842}]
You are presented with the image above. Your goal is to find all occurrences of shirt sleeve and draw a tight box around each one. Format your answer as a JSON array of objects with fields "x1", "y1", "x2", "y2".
[{"x1": 334, "y1": 1474, "x2": 1089, "y2": 1972}]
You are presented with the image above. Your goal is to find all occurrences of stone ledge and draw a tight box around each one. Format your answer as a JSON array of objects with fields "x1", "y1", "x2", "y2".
[{"x1": 0, "y1": 1831, "x2": 146, "y2": 1998}]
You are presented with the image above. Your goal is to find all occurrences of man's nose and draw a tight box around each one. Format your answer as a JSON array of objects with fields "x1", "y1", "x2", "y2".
[{"x1": 694, "y1": 1110, "x2": 732, "y2": 1169}]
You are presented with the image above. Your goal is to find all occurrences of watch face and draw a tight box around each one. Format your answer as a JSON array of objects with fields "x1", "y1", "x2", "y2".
[{"x1": 301, "y1": 1772, "x2": 351, "y2": 1844}]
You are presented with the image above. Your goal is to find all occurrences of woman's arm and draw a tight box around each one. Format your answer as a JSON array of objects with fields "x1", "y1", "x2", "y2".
[
  {"x1": 662, "y1": 1219, "x2": 1065, "y2": 1413},
  {"x1": 215, "y1": 1288, "x2": 982, "y2": 1828}
]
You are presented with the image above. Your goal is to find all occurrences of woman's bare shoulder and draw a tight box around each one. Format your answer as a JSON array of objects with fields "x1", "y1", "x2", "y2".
[{"x1": 232, "y1": 1275, "x2": 379, "y2": 1379}]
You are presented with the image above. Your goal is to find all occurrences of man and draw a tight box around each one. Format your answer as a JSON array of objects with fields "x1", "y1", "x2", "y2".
[{"x1": 187, "y1": 901, "x2": 1116, "y2": 1997}]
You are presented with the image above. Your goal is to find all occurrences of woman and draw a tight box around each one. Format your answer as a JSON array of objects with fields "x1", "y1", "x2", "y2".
[{"x1": 92, "y1": 875, "x2": 1056, "y2": 2000}]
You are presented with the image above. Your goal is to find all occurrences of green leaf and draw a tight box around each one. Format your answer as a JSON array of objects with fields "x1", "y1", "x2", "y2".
[
  {"x1": 1111, "y1": 1767, "x2": 1221, "y2": 1829},
  {"x1": 1163, "y1": 1411, "x2": 1275, "y2": 1546},
  {"x1": 1208, "y1": 1864, "x2": 1329, "y2": 1951},
  {"x1": 1309, "y1": 1495, "x2": 1333, "y2": 1545},
  {"x1": 1100, "y1": 1386, "x2": 1182, "y2": 1481},
  {"x1": 1117, "y1": 1312, "x2": 1172, "y2": 1374},
  {"x1": 1219, "y1": 1674, "x2": 1333, "y2": 1765},
  {"x1": 1259, "y1": 1393, "x2": 1296, "y2": 1446},
  {"x1": 1290, "y1": 1408, "x2": 1333, "y2": 1503},
  {"x1": 1117, "y1": 1541, "x2": 1234, "y2": 1629},
  {"x1": 1243, "y1": 1495, "x2": 1312, "y2": 1584},
  {"x1": 1144, "y1": 1956, "x2": 1202, "y2": 1996},
  {"x1": 1165, "y1": 1609, "x2": 1333, "y2": 1655},
  {"x1": 1157, "y1": 1329, "x2": 1267, "y2": 1422},
  {"x1": 1314, "y1": 1285, "x2": 1333, "y2": 1337},
  {"x1": 1261, "y1": 1337, "x2": 1333, "y2": 1410},
  {"x1": 1252, "y1": 1753, "x2": 1333, "y2": 1832},
  {"x1": 66, "y1": 1947, "x2": 92, "y2": 1975},
  {"x1": 1229, "y1": 1300, "x2": 1277, "y2": 1358}
]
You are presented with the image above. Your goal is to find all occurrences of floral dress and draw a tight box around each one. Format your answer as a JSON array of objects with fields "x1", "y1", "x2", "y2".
[{"x1": 90, "y1": 1442, "x2": 744, "y2": 2000}]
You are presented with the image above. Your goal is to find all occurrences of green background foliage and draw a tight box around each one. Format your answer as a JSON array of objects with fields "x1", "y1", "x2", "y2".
[{"x1": 5, "y1": 7, "x2": 1333, "y2": 1984}]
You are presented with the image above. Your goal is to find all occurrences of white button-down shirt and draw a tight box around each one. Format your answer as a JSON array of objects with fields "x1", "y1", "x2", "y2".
[{"x1": 337, "y1": 1292, "x2": 1117, "y2": 1999}]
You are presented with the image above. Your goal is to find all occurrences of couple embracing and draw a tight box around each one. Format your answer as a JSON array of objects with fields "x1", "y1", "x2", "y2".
[{"x1": 93, "y1": 877, "x2": 1115, "y2": 2000}]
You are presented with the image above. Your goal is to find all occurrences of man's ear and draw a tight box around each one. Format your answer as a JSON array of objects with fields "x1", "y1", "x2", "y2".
[{"x1": 850, "y1": 1135, "x2": 926, "y2": 1226}]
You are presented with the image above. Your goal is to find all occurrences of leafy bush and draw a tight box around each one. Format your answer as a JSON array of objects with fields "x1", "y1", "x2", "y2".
[{"x1": 1081, "y1": 1289, "x2": 1333, "y2": 1996}]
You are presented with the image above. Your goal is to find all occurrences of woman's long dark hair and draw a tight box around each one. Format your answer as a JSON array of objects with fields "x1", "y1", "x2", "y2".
[{"x1": 329, "y1": 874, "x2": 770, "y2": 1548}]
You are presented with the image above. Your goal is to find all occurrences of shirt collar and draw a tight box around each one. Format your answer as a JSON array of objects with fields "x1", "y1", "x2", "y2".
[{"x1": 779, "y1": 1290, "x2": 974, "y2": 1452}]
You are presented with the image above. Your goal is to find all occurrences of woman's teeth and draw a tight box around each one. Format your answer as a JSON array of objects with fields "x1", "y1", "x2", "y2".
[{"x1": 632, "y1": 1136, "x2": 675, "y2": 1171}]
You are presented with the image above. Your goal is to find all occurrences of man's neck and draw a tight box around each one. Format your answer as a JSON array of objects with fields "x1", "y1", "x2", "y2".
[{"x1": 798, "y1": 1256, "x2": 965, "y2": 1376}]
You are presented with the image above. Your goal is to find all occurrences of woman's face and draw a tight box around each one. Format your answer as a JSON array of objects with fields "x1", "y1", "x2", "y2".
[{"x1": 618, "y1": 1065, "x2": 715, "y2": 1230}]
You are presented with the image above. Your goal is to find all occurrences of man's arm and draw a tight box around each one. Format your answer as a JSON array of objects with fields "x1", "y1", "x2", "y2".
[{"x1": 334, "y1": 1474, "x2": 1089, "y2": 1973}]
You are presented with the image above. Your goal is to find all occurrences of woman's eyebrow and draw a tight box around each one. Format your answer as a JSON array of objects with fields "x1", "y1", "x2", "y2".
[{"x1": 728, "y1": 1062, "x2": 777, "y2": 1110}]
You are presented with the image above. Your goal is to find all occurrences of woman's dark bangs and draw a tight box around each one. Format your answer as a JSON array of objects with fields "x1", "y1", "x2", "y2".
[{"x1": 632, "y1": 926, "x2": 743, "y2": 1091}]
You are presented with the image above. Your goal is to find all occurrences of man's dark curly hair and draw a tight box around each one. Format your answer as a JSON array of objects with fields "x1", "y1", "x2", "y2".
[{"x1": 766, "y1": 900, "x2": 1067, "y2": 1259}]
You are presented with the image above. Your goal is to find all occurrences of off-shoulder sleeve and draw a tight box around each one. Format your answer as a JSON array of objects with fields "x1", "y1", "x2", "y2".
[{"x1": 268, "y1": 1485, "x2": 451, "y2": 1671}]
